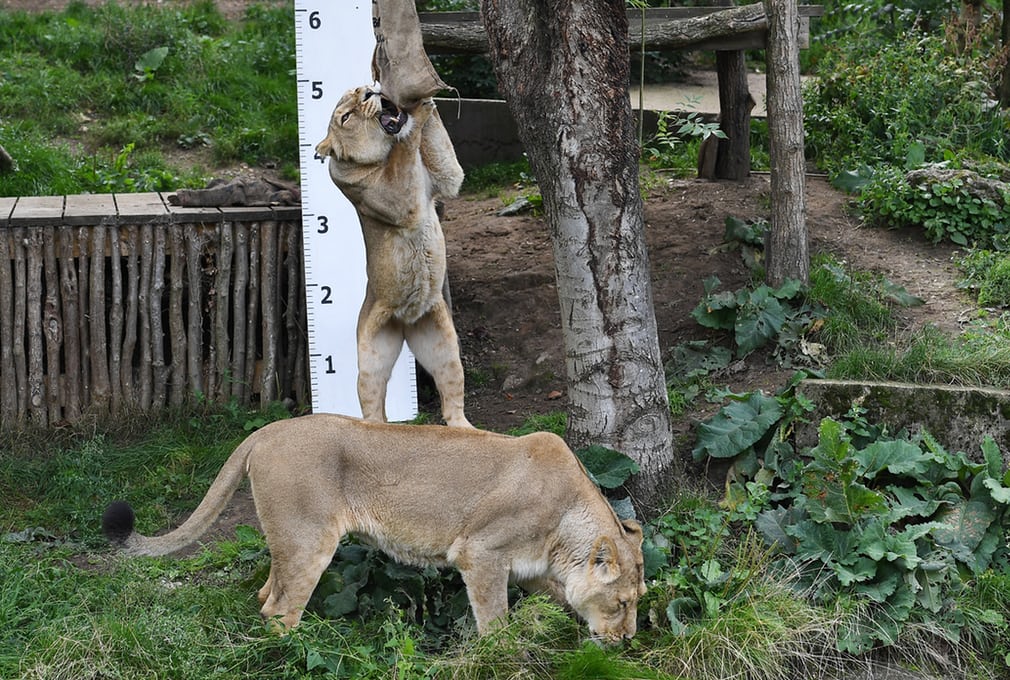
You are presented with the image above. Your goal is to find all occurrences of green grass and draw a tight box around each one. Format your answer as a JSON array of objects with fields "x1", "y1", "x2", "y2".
[{"x1": 0, "y1": 1, "x2": 297, "y2": 197}]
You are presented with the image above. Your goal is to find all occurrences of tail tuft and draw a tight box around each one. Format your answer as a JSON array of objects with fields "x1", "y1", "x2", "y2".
[{"x1": 102, "y1": 500, "x2": 136, "y2": 544}]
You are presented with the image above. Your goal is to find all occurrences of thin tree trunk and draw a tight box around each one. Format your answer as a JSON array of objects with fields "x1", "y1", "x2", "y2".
[
  {"x1": 764, "y1": 0, "x2": 809, "y2": 286},
  {"x1": 714, "y1": 49, "x2": 754, "y2": 180},
  {"x1": 481, "y1": 0, "x2": 675, "y2": 508}
]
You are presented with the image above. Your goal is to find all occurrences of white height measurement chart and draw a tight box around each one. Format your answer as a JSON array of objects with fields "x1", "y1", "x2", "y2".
[{"x1": 294, "y1": 2, "x2": 417, "y2": 419}]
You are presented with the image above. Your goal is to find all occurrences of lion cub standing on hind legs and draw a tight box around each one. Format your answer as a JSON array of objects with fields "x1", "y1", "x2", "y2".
[{"x1": 315, "y1": 85, "x2": 471, "y2": 427}]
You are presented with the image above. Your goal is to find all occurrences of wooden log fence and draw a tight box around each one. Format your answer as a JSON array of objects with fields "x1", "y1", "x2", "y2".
[{"x1": 0, "y1": 192, "x2": 307, "y2": 426}]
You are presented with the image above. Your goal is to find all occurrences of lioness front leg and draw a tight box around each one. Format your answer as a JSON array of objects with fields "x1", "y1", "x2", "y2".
[
  {"x1": 458, "y1": 561, "x2": 510, "y2": 635},
  {"x1": 405, "y1": 302, "x2": 470, "y2": 428}
]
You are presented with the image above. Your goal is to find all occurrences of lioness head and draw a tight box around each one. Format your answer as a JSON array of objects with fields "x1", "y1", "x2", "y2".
[
  {"x1": 568, "y1": 519, "x2": 647, "y2": 643},
  {"x1": 315, "y1": 86, "x2": 409, "y2": 165}
]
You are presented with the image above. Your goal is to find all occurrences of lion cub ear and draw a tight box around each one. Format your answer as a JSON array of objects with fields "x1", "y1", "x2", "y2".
[{"x1": 591, "y1": 535, "x2": 622, "y2": 584}]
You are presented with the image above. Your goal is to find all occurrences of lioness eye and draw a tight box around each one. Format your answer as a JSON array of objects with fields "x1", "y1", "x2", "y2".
[{"x1": 340, "y1": 111, "x2": 352, "y2": 125}]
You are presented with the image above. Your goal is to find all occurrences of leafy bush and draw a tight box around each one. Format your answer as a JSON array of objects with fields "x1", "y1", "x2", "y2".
[
  {"x1": 805, "y1": 26, "x2": 1010, "y2": 178},
  {"x1": 959, "y1": 250, "x2": 1010, "y2": 307},
  {"x1": 692, "y1": 275, "x2": 824, "y2": 361},
  {"x1": 693, "y1": 386, "x2": 1010, "y2": 658},
  {"x1": 857, "y1": 164, "x2": 1010, "y2": 247},
  {"x1": 642, "y1": 103, "x2": 725, "y2": 172}
]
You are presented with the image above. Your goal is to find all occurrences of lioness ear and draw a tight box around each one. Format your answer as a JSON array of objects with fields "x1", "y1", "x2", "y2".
[
  {"x1": 591, "y1": 535, "x2": 621, "y2": 584},
  {"x1": 315, "y1": 137, "x2": 332, "y2": 158},
  {"x1": 621, "y1": 519, "x2": 644, "y2": 547}
]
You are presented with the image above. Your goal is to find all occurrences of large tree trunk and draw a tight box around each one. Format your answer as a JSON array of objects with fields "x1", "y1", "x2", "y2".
[
  {"x1": 764, "y1": 0, "x2": 808, "y2": 286},
  {"x1": 480, "y1": 0, "x2": 676, "y2": 508}
]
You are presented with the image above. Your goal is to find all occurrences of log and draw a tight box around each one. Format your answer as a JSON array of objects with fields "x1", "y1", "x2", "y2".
[
  {"x1": 77, "y1": 227, "x2": 91, "y2": 408},
  {"x1": 12, "y1": 227, "x2": 27, "y2": 419},
  {"x1": 43, "y1": 226, "x2": 62, "y2": 423},
  {"x1": 214, "y1": 222, "x2": 234, "y2": 401},
  {"x1": 120, "y1": 226, "x2": 140, "y2": 406},
  {"x1": 245, "y1": 224, "x2": 261, "y2": 401},
  {"x1": 150, "y1": 226, "x2": 167, "y2": 407},
  {"x1": 138, "y1": 224, "x2": 154, "y2": 409},
  {"x1": 26, "y1": 229, "x2": 45, "y2": 424},
  {"x1": 283, "y1": 221, "x2": 302, "y2": 401},
  {"x1": 0, "y1": 229, "x2": 15, "y2": 423},
  {"x1": 58, "y1": 227, "x2": 81, "y2": 421},
  {"x1": 108, "y1": 225, "x2": 124, "y2": 413},
  {"x1": 168, "y1": 225, "x2": 187, "y2": 406},
  {"x1": 185, "y1": 228, "x2": 204, "y2": 396},
  {"x1": 89, "y1": 225, "x2": 111, "y2": 410},
  {"x1": 420, "y1": 5, "x2": 771, "y2": 54},
  {"x1": 259, "y1": 221, "x2": 279, "y2": 405},
  {"x1": 231, "y1": 223, "x2": 249, "y2": 402}
]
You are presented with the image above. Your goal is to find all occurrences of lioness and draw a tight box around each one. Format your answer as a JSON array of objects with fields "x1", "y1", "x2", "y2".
[
  {"x1": 315, "y1": 86, "x2": 470, "y2": 428},
  {"x1": 102, "y1": 415, "x2": 646, "y2": 642}
]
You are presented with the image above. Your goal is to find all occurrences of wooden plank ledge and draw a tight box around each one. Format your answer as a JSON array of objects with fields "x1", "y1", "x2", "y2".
[{"x1": 0, "y1": 192, "x2": 302, "y2": 227}]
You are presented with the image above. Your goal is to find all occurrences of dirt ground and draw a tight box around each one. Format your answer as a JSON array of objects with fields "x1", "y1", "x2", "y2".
[{"x1": 443, "y1": 173, "x2": 967, "y2": 441}]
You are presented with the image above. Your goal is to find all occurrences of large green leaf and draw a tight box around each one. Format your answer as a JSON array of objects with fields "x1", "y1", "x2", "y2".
[
  {"x1": 853, "y1": 440, "x2": 932, "y2": 479},
  {"x1": 577, "y1": 445, "x2": 640, "y2": 489},
  {"x1": 692, "y1": 391, "x2": 782, "y2": 460},
  {"x1": 734, "y1": 288, "x2": 787, "y2": 356},
  {"x1": 932, "y1": 498, "x2": 998, "y2": 568},
  {"x1": 754, "y1": 506, "x2": 804, "y2": 554},
  {"x1": 886, "y1": 486, "x2": 945, "y2": 521}
]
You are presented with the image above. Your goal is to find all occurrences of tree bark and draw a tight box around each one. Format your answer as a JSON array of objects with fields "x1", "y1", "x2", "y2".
[
  {"x1": 1001, "y1": 0, "x2": 1010, "y2": 107},
  {"x1": 714, "y1": 49, "x2": 754, "y2": 180},
  {"x1": 764, "y1": 0, "x2": 809, "y2": 286},
  {"x1": 481, "y1": 0, "x2": 675, "y2": 508}
]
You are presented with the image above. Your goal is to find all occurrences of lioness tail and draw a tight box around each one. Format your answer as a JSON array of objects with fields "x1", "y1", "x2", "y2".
[{"x1": 102, "y1": 437, "x2": 255, "y2": 556}]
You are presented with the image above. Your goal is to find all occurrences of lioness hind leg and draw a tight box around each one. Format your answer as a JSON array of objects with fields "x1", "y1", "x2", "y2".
[
  {"x1": 405, "y1": 303, "x2": 470, "y2": 428},
  {"x1": 259, "y1": 531, "x2": 342, "y2": 633},
  {"x1": 257, "y1": 567, "x2": 274, "y2": 604},
  {"x1": 357, "y1": 302, "x2": 405, "y2": 422}
]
